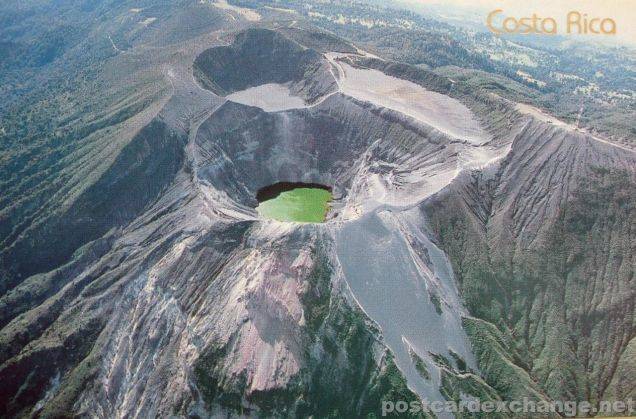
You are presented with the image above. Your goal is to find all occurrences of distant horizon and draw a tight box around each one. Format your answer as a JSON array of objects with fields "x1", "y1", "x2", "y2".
[{"x1": 395, "y1": 0, "x2": 636, "y2": 47}]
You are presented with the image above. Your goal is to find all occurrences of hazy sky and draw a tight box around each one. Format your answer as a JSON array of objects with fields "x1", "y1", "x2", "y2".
[{"x1": 401, "y1": 0, "x2": 635, "y2": 46}]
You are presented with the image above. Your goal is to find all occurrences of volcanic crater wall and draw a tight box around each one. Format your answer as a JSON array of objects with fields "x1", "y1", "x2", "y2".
[
  {"x1": 193, "y1": 28, "x2": 337, "y2": 103},
  {"x1": 194, "y1": 91, "x2": 473, "y2": 212}
]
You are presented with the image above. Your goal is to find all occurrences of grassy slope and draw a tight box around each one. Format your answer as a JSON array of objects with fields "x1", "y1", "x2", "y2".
[{"x1": 424, "y1": 167, "x2": 635, "y2": 408}]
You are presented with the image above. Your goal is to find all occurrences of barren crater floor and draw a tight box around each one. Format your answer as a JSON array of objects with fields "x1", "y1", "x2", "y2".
[
  {"x1": 226, "y1": 83, "x2": 307, "y2": 112},
  {"x1": 328, "y1": 55, "x2": 491, "y2": 144}
]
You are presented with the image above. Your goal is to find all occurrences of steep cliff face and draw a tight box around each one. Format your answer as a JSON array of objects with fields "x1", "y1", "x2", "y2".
[{"x1": 0, "y1": 8, "x2": 634, "y2": 418}]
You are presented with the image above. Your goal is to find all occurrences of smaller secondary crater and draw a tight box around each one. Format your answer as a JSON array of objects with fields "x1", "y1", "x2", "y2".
[{"x1": 256, "y1": 182, "x2": 333, "y2": 223}]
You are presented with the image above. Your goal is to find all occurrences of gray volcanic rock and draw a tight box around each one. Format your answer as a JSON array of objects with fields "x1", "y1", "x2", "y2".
[
  {"x1": 193, "y1": 28, "x2": 337, "y2": 104},
  {"x1": 0, "y1": 4, "x2": 634, "y2": 418}
]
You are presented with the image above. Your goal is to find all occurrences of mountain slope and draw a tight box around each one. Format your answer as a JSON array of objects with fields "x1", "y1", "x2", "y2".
[
  {"x1": 0, "y1": 2, "x2": 634, "y2": 417},
  {"x1": 422, "y1": 118, "x2": 636, "y2": 404}
]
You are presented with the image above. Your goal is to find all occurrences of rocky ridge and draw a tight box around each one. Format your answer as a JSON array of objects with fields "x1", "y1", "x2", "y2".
[{"x1": 0, "y1": 7, "x2": 634, "y2": 418}]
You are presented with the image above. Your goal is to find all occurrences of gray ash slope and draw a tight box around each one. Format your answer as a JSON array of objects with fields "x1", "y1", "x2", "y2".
[{"x1": 0, "y1": 3, "x2": 634, "y2": 418}]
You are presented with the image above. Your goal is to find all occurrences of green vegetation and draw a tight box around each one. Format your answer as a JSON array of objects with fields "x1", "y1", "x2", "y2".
[
  {"x1": 603, "y1": 337, "x2": 636, "y2": 401},
  {"x1": 192, "y1": 246, "x2": 428, "y2": 417},
  {"x1": 448, "y1": 350, "x2": 468, "y2": 373},
  {"x1": 409, "y1": 348, "x2": 431, "y2": 381},
  {"x1": 462, "y1": 317, "x2": 548, "y2": 402},
  {"x1": 439, "y1": 370, "x2": 506, "y2": 419},
  {"x1": 428, "y1": 292, "x2": 443, "y2": 315},
  {"x1": 193, "y1": 344, "x2": 246, "y2": 411},
  {"x1": 300, "y1": 253, "x2": 332, "y2": 333},
  {"x1": 425, "y1": 167, "x2": 635, "y2": 406},
  {"x1": 300, "y1": 249, "x2": 428, "y2": 418},
  {"x1": 257, "y1": 188, "x2": 332, "y2": 223}
]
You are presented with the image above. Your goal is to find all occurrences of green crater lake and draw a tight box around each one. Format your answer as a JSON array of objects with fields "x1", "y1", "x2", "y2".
[{"x1": 256, "y1": 187, "x2": 332, "y2": 223}]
